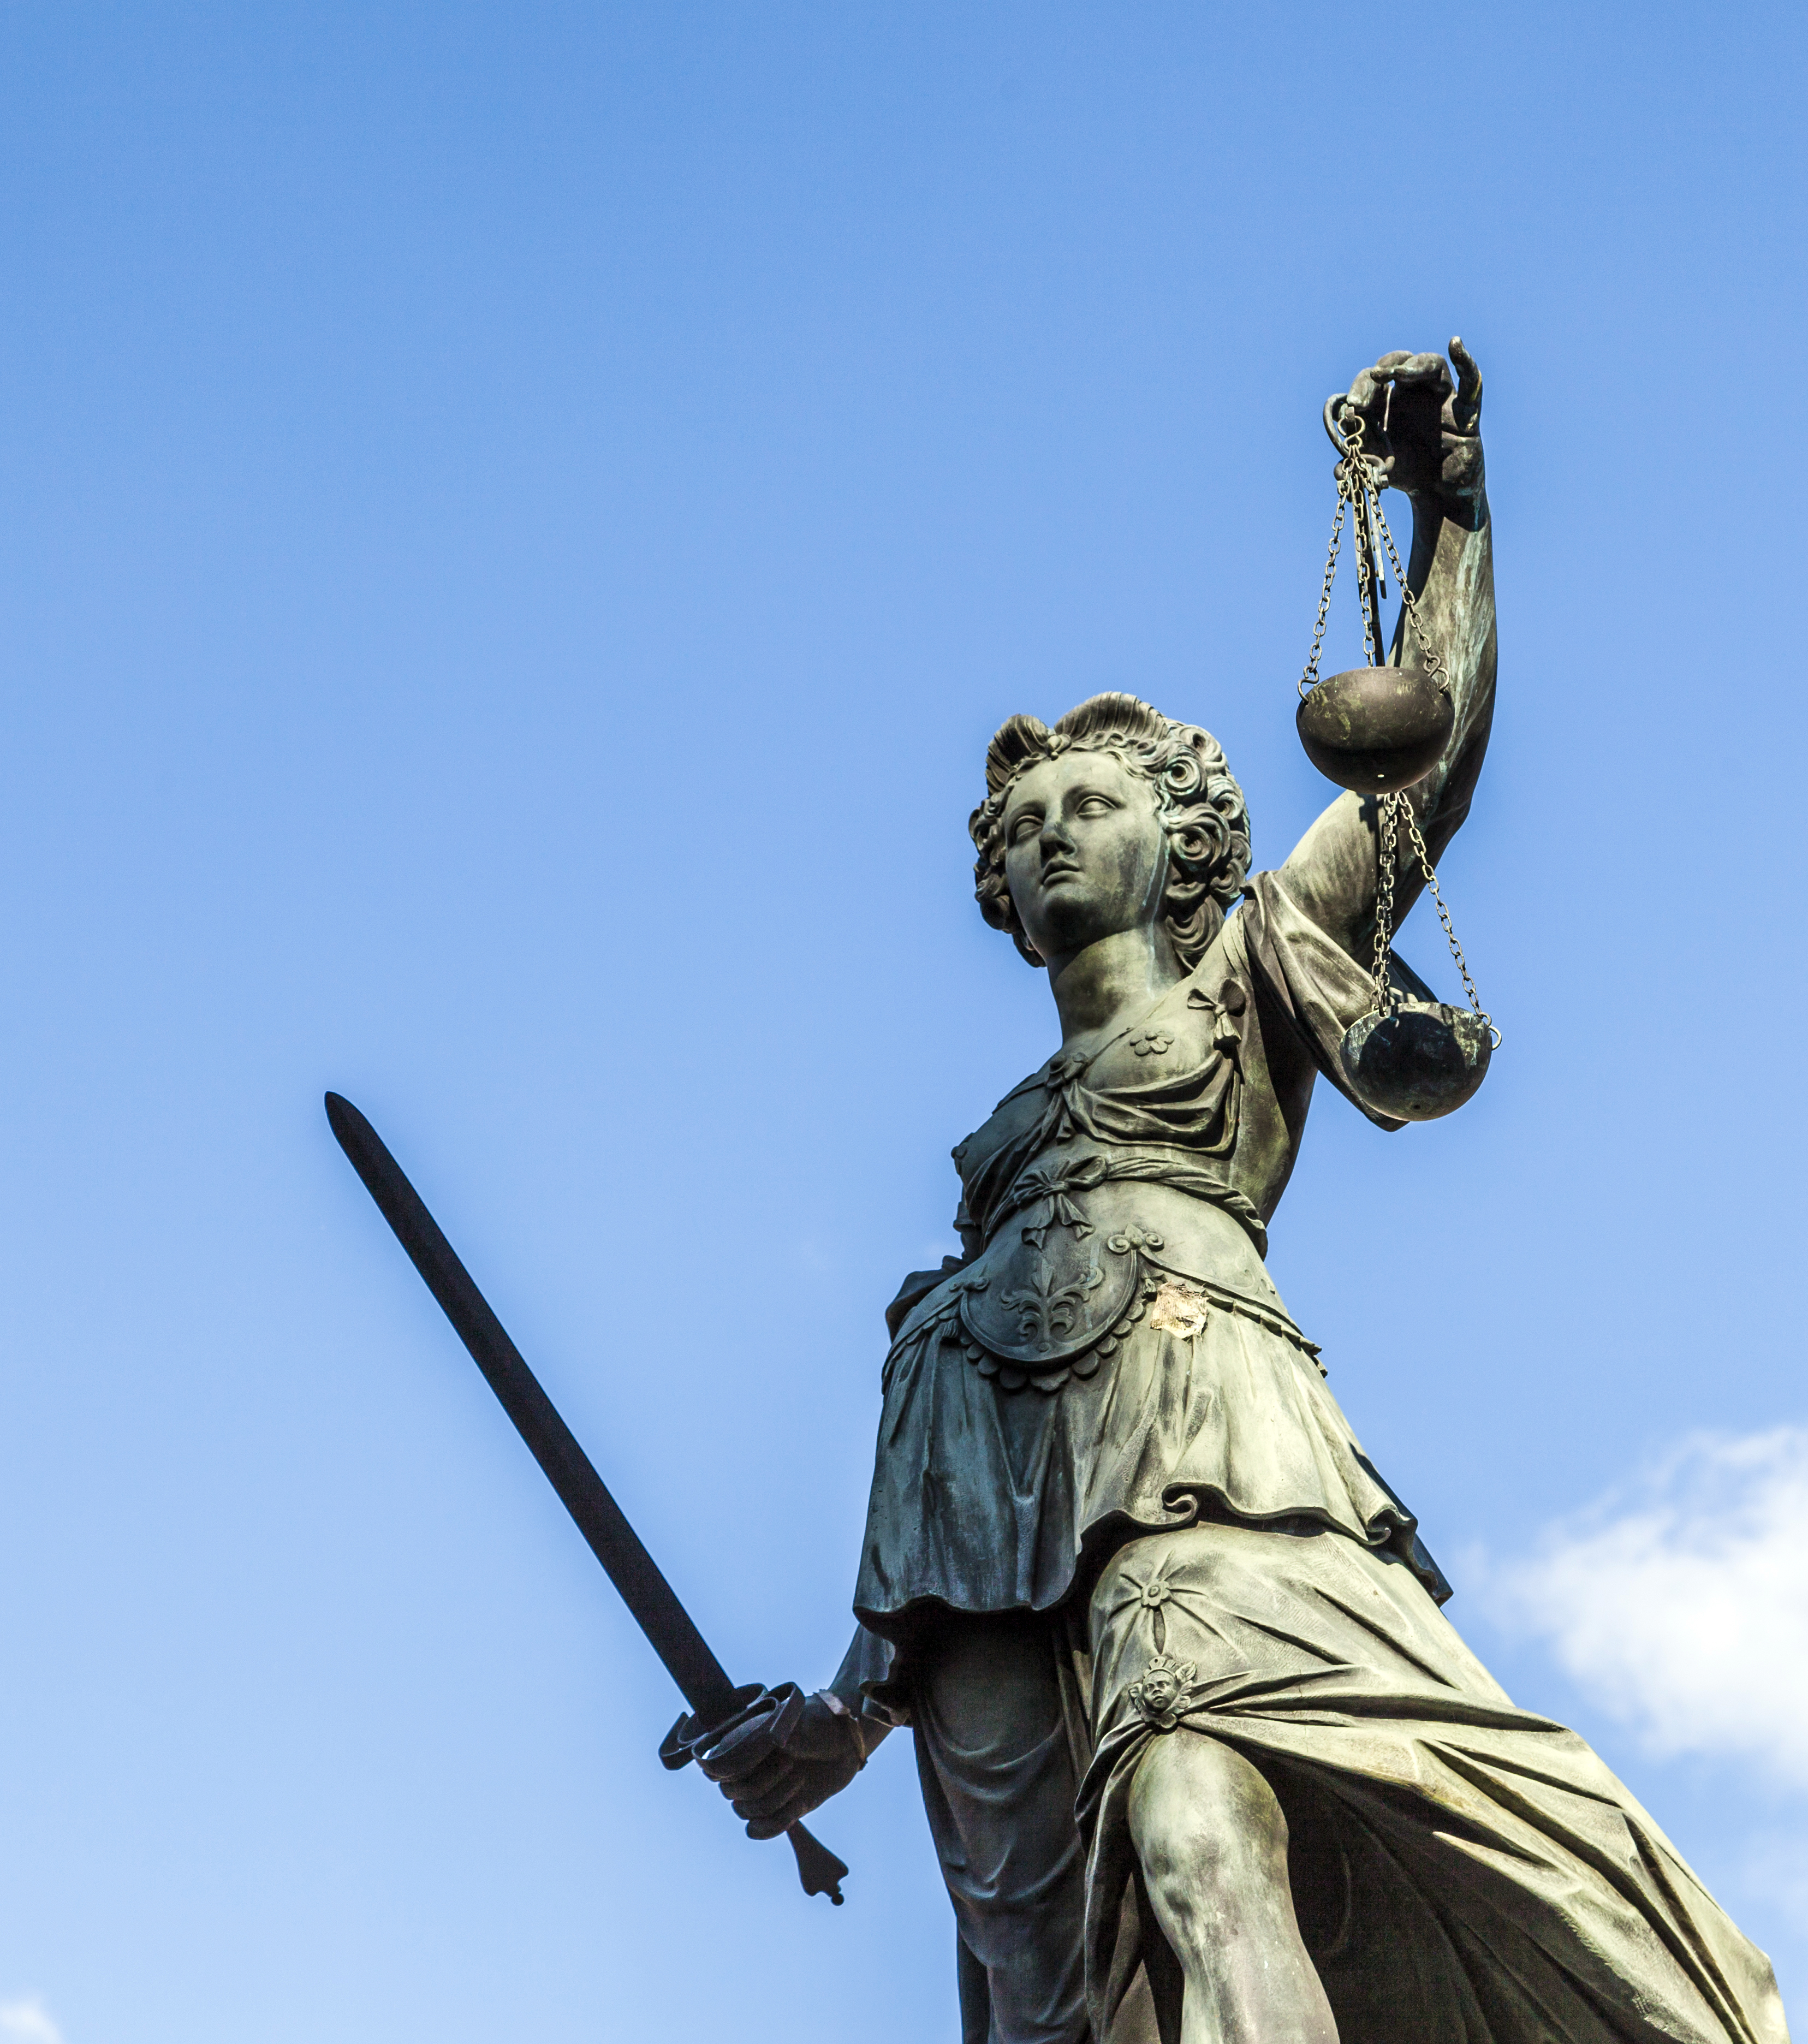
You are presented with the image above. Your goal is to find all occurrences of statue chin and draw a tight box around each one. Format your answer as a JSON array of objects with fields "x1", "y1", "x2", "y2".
[{"x1": 1015, "y1": 895, "x2": 1164, "y2": 973}]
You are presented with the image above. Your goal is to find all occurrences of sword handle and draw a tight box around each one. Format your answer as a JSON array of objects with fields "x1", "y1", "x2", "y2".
[{"x1": 661, "y1": 1685, "x2": 851, "y2": 1904}]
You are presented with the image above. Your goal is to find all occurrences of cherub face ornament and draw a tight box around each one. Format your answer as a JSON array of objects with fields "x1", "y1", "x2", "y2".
[{"x1": 1128, "y1": 1655, "x2": 1198, "y2": 1732}]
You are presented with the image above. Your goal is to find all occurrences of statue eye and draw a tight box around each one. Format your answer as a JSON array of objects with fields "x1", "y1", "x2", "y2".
[
  {"x1": 1008, "y1": 812, "x2": 1042, "y2": 844},
  {"x1": 1076, "y1": 793, "x2": 1115, "y2": 817}
]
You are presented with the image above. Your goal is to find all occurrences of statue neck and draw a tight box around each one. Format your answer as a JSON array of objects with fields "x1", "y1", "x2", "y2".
[{"x1": 1046, "y1": 925, "x2": 1184, "y2": 1050}]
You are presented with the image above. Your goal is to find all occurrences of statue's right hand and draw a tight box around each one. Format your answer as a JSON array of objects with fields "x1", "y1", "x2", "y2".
[{"x1": 694, "y1": 1685, "x2": 867, "y2": 1840}]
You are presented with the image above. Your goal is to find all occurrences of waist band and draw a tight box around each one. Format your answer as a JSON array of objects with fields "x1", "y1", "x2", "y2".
[{"x1": 988, "y1": 1148, "x2": 1269, "y2": 1259}]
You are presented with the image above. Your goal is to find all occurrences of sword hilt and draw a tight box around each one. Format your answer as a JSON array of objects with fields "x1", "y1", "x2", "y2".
[{"x1": 660, "y1": 1683, "x2": 849, "y2": 1905}]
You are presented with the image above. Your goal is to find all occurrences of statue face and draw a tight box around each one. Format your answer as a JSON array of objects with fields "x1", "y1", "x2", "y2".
[{"x1": 1002, "y1": 752, "x2": 1168, "y2": 967}]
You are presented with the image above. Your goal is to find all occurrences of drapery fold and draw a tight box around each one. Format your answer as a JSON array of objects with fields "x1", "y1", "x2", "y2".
[{"x1": 1079, "y1": 1522, "x2": 1787, "y2": 2044}]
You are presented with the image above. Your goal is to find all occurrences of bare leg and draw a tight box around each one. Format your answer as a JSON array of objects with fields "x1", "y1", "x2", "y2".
[{"x1": 1128, "y1": 1734, "x2": 1337, "y2": 2044}]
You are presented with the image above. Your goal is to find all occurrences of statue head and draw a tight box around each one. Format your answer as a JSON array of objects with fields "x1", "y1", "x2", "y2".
[{"x1": 969, "y1": 693, "x2": 1250, "y2": 972}]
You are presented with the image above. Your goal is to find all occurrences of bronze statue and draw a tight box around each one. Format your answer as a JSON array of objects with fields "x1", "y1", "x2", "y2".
[{"x1": 693, "y1": 344, "x2": 1789, "y2": 2044}]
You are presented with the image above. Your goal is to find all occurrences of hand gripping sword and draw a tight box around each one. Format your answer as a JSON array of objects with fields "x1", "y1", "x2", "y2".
[{"x1": 325, "y1": 1092, "x2": 849, "y2": 1905}]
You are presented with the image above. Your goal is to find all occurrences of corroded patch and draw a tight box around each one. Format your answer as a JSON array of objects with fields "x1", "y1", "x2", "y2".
[{"x1": 1147, "y1": 1282, "x2": 1210, "y2": 1339}]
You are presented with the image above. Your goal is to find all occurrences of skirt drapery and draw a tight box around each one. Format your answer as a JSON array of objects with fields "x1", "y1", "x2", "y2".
[
  {"x1": 1075, "y1": 1520, "x2": 1787, "y2": 2044},
  {"x1": 858, "y1": 1273, "x2": 1447, "y2": 1643},
  {"x1": 903, "y1": 1518, "x2": 1787, "y2": 2044}
]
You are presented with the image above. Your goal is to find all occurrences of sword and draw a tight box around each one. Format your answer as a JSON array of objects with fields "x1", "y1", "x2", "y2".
[{"x1": 324, "y1": 1091, "x2": 849, "y2": 1905}]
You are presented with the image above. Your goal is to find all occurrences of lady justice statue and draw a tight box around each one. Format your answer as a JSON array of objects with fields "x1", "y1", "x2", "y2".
[{"x1": 692, "y1": 344, "x2": 1789, "y2": 2044}]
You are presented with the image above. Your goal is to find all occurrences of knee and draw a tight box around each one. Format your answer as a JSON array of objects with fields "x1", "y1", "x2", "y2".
[{"x1": 1127, "y1": 1732, "x2": 1289, "y2": 1909}]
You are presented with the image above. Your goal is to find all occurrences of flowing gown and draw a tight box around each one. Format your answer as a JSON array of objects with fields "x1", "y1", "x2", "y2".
[{"x1": 850, "y1": 870, "x2": 1788, "y2": 2044}]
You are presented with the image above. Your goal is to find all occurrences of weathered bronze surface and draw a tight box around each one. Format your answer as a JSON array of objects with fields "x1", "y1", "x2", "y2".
[
  {"x1": 1338, "y1": 1000, "x2": 1492, "y2": 1120},
  {"x1": 1296, "y1": 664, "x2": 1453, "y2": 792},
  {"x1": 669, "y1": 342, "x2": 1787, "y2": 2044}
]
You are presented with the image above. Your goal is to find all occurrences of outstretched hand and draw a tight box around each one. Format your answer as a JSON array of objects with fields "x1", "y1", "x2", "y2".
[
  {"x1": 1323, "y1": 338, "x2": 1484, "y2": 514},
  {"x1": 694, "y1": 1686, "x2": 867, "y2": 1840}
]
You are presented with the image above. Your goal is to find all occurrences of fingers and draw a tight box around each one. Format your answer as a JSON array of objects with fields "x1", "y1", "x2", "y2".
[
  {"x1": 1384, "y1": 351, "x2": 1454, "y2": 398},
  {"x1": 729, "y1": 1762, "x2": 813, "y2": 1828},
  {"x1": 742, "y1": 1784, "x2": 823, "y2": 1839},
  {"x1": 1322, "y1": 342, "x2": 1478, "y2": 500},
  {"x1": 694, "y1": 1719, "x2": 782, "y2": 1785},
  {"x1": 1449, "y1": 335, "x2": 1483, "y2": 431},
  {"x1": 1345, "y1": 365, "x2": 1388, "y2": 416},
  {"x1": 1336, "y1": 349, "x2": 1464, "y2": 406},
  {"x1": 744, "y1": 1809, "x2": 803, "y2": 1841},
  {"x1": 712, "y1": 1748, "x2": 793, "y2": 1805},
  {"x1": 733, "y1": 1782, "x2": 804, "y2": 1824},
  {"x1": 1325, "y1": 369, "x2": 1388, "y2": 455},
  {"x1": 1350, "y1": 352, "x2": 1447, "y2": 403}
]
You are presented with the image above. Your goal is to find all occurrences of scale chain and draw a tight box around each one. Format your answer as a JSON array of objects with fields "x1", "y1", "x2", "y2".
[
  {"x1": 1357, "y1": 498, "x2": 1379, "y2": 665},
  {"x1": 1343, "y1": 414, "x2": 1382, "y2": 669},
  {"x1": 1365, "y1": 472, "x2": 1448, "y2": 692},
  {"x1": 1304, "y1": 400, "x2": 1494, "y2": 1038},
  {"x1": 1297, "y1": 495, "x2": 1347, "y2": 699},
  {"x1": 1371, "y1": 792, "x2": 1399, "y2": 1015},
  {"x1": 1401, "y1": 801, "x2": 1497, "y2": 1040},
  {"x1": 1306, "y1": 404, "x2": 1449, "y2": 692}
]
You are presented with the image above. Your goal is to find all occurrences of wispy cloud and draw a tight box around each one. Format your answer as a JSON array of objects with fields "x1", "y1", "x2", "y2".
[
  {"x1": 0, "y1": 2000, "x2": 64, "y2": 2044},
  {"x1": 1477, "y1": 1426, "x2": 1808, "y2": 1789}
]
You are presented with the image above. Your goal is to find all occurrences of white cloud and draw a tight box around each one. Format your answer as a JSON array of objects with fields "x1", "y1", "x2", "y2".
[
  {"x1": 1478, "y1": 1426, "x2": 1808, "y2": 1790},
  {"x1": 0, "y1": 2000, "x2": 64, "y2": 2044}
]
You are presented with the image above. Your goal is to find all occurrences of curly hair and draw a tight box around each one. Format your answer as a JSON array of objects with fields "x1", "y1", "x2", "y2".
[{"x1": 968, "y1": 692, "x2": 1251, "y2": 971}]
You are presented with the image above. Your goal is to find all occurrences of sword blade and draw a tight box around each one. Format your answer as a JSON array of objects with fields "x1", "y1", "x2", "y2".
[{"x1": 324, "y1": 1091, "x2": 740, "y2": 1722}]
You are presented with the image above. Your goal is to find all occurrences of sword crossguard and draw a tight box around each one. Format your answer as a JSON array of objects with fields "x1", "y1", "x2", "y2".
[
  {"x1": 659, "y1": 1681, "x2": 787, "y2": 1769},
  {"x1": 659, "y1": 1682, "x2": 849, "y2": 1905}
]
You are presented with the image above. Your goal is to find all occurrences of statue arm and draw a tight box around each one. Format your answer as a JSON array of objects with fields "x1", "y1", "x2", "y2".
[
  {"x1": 1278, "y1": 343, "x2": 1496, "y2": 961},
  {"x1": 824, "y1": 1625, "x2": 895, "y2": 1755}
]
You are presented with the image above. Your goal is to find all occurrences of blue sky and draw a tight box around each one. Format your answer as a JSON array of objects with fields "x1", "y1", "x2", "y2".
[{"x1": 1, "y1": 5, "x2": 1804, "y2": 2039}]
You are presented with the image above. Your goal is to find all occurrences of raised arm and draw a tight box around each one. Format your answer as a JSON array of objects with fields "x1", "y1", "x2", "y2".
[{"x1": 1279, "y1": 341, "x2": 1496, "y2": 961}]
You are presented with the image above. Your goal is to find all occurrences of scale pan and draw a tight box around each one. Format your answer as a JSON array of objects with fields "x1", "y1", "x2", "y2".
[
  {"x1": 1297, "y1": 667, "x2": 1453, "y2": 793},
  {"x1": 1339, "y1": 1002, "x2": 1491, "y2": 1122}
]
